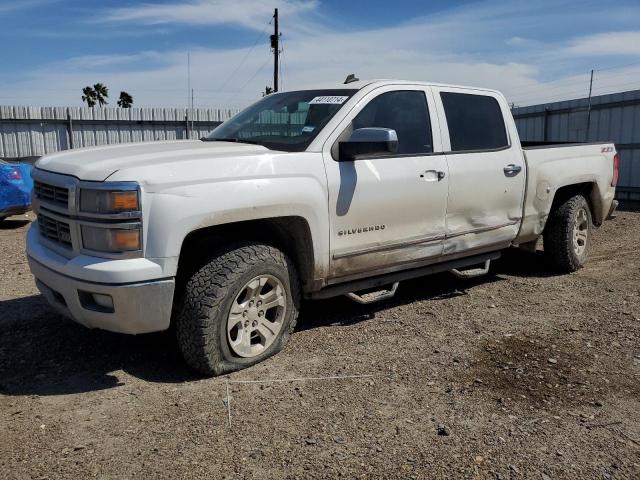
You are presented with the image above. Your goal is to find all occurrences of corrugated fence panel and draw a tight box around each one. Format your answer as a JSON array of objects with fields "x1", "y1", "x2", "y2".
[
  {"x1": 0, "y1": 105, "x2": 238, "y2": 159},
  {"x1": 513, "y1": 89, "x2": 640, "y2": 202}
]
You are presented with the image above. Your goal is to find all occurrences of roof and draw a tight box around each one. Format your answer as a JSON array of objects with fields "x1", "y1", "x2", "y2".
[{"x1": 298, "y1": 78, "x2": 502, "y2": 95}]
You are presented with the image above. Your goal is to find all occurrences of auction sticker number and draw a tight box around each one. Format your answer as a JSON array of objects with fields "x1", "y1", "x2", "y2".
[{"x1": 309, "y1": 96, "x2": 349, "y2": 105}]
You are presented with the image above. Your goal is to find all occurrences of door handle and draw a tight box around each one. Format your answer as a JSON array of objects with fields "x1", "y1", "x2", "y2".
[
  {"x1": 503, "y1": 164, "x2": 522, "y2": 176},
  {"x1": 420, "y1": 170, "x2": 446, "y2": 181}
]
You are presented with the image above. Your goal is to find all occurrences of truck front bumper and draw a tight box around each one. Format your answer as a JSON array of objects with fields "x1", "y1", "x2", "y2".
[{"x1": 26, "y1": 226, "x2": 175, "y2": 335}]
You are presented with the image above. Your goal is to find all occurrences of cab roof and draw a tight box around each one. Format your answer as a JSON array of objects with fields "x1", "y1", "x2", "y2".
[{"x1": 299, "y1": 79, "x2": 502, "y2": 96}]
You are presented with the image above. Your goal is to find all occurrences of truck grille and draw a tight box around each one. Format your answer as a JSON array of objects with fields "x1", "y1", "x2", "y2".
[
  {"x1": 34, "y1": 181, "x2": 70, "y2": 207},
  {"x1": 37, "y1": 214, "x2": 72, "y2": 249}
]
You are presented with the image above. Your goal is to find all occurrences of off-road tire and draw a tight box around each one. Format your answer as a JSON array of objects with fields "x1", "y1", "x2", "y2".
[
  {"x1": 175, "y1": 243, "x2": 300, "y2": 376},
  {"x1": 543, "y1": 194, "x2": 592, "y2": 272}
]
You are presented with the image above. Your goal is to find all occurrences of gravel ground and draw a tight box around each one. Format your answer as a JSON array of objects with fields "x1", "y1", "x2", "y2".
[{"x1": 1, "y1": 211, "x2": 639, "y2": 479}]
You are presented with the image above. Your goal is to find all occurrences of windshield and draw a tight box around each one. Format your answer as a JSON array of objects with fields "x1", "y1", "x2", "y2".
[{"x1": 205, "y1": 89, "x2": 357, "y2": 152}]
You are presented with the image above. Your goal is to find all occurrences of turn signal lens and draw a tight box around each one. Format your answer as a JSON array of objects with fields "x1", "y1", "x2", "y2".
[
  {"x1": 111, "y1": 230, "x2": 141, "y2": 250},
  {"x1": 82, "y1": 226, "x2": 141, "y2": 252},
  {"x1": 112, "y1": 191, "x2": 139, "y2": 211},
  {"x1": 612, "y1": 153, "x2": 620, "y2": 187},
  {"x1": 80, "y1": 188, "x2": 140, "y2": 214}
]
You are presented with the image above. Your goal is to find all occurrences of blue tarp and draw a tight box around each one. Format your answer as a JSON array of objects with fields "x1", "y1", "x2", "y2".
[{"x1": 0, "y1": 162, "x2": 33, "y2": 215}]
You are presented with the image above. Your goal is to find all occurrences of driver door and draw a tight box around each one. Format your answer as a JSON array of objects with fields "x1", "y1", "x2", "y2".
[{"x1": 321, "y1": 86, "x2": 449, "y2": 282}]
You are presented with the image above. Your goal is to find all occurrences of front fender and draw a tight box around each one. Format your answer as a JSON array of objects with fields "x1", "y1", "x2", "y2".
[{"x1": 143, "y1": 176, "x2": 329, "y2": 279}]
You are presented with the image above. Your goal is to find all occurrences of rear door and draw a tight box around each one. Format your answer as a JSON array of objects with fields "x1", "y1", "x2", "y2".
[
  {"x1": 433, "y1": 88, "x2": 526, "y2": 254},
  {"x1": 321, "y1": 86, "x2": 449, "y2": 281}
]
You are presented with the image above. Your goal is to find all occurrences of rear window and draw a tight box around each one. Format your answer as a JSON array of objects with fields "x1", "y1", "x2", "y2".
[{"x1": 440, "y1": 92, "x2": 508, "y2": 152}]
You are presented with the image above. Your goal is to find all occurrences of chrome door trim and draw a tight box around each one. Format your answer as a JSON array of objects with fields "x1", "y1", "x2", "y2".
[
  {"x1": 333, "y1": 220, "x2": 520, "y2": 260},
  {"x1": 332, "y1": 233, "x2": 445, "y2": 260}
]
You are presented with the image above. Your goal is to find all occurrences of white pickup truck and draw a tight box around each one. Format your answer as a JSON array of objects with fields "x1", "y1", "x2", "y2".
[{"x1": 26, "y1": 79, "x2": 619, "y2": 375}]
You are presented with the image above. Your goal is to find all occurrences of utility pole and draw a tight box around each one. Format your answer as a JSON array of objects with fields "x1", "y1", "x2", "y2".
[
  {"x1": 270, "y1": 8, "x2": 280, "y2": 92},
  {"x1": 585, "y1": 69, "x2": 594, "y2": 142}
]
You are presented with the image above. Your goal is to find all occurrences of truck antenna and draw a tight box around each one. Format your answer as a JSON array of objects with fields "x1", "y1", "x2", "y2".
[{"x1": 344, "y1": 74, "x2": 359, "y2": 84}]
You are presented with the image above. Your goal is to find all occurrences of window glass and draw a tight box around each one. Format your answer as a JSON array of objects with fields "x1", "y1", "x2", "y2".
[
  {"x1": 440, "y1": 92, "x2": 508, "y2": 151},
  {"x1": 352, "y1": 91, "x2": 433, "y2": 155},
  {"x1": 206, "y1": 89, "x2": 357, "y2": 152}
]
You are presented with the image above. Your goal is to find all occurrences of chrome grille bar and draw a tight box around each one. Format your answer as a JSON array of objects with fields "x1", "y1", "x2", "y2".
[
  {"x1": 37, "y1": 213, "x2": 72, "y2": 249},
  {"x1": 34, "y1": 181, "x2": 69, "y2": 207}
]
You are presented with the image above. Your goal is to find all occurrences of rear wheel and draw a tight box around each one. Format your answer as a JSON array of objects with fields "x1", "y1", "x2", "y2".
[
  {"x1": 543, "y1": 194, "x2": 592, "y2": 272},
  {"x1": 175, "y1": 243, "x2": 300, "y2": 376}
]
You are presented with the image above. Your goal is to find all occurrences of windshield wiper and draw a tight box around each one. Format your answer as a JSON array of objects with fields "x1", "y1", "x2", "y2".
[{"x1": 202, "y1": 137, "x2": 262, "y2": 146}]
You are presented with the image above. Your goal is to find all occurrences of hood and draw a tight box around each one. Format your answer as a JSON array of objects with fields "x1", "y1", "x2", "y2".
[{"x1": 36, "y1": 140, "x2": 272, "y2": 182}]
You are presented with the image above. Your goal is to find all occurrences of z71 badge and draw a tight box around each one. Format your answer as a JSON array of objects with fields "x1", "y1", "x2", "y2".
[{"x1": 338, "y1": 225, "x2": 386, "y2": 236}]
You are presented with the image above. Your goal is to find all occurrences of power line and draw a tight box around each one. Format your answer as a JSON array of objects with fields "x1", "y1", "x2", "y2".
[
  {"x1": 595, "y1": 61, "x2": 640, "y2": 72},
  {"x1": 217, "y1": 18, "x2": 273, "y2": 93},
  {"x1": 505, "y1": 63, "x2": 640, "y2": 97},
  {"x1": 510, "y1": 80, "x2": 640, "y2": 106},
  {"x1": 236, "y1": 56, "x2": 272, "y2": 94},
  {"x1": 507, "y1": 67, "x2": 640, "y2": 102},
  {"x1": 510, "y1": 75, "x2": 640, "y2": 105}
]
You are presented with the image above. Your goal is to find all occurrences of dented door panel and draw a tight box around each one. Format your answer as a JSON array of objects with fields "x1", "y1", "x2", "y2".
[{"x1": 432, "y1": 87, "x2": 527, "y2": 253}]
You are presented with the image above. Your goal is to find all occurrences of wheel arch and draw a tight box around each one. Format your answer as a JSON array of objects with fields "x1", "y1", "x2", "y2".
[
  {"x1": 548, "y1": 181, "x2": 602, "y2": 225},
  {"x1": 175, "y1": 216, "x2": 316, "y2": 295}
]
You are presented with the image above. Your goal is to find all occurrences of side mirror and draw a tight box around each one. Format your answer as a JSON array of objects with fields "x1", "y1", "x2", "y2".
[{"x1": 338, "y1": 128, "x2": 398, "y2": 161}]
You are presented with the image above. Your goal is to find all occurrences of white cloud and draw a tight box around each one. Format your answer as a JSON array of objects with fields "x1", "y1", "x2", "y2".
[
  {"x1": 4, "y1": 0, "x2": 640, "y2": 108},
  {"x1": 63, "y1": 52, "x2": 164, "y2": 69},
  {"x1": 565, "y1": 31, "x2": 640, "y2": 56},
  {"x1": 103, "y1": 0, "x2": 319, "y2": 33},
  {"x1": 0, "y1": 0, "x2": 50, "y2": 13}
]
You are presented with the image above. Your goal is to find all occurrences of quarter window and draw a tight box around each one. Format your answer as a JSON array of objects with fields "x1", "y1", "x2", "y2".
[
  {"x1": 440, "y1": 92, "x2": 508, "y2": 151},
  {"x1": 352, "y1": 91, "x2": 433, "y2": 155}
]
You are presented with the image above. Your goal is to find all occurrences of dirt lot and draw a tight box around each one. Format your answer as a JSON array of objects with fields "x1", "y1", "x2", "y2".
[{"x1": 1, "y1": 211, "x2": 639, "y2": 479}]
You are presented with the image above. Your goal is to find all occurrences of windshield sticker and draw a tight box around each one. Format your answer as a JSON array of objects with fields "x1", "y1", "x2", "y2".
[
  {"x1": 301, "y1": 126, "x2": 315, "y2": 133},
  {"x1": 309, "y1": 96, "x2": 349, "y2": 105}
]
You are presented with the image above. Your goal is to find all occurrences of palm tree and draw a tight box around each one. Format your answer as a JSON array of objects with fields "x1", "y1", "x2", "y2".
[
  {"x1": 117, "y1": 91, "x2": 133, "y2": 108},
  {"x1": 81, "y1": 86, "x2": 96, "y2": 107},
  {"x1": 93, "y1": 83, "x2": 109, "y2": 106}
]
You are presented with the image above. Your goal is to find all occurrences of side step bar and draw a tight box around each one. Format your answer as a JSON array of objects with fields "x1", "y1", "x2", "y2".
[
  {"x1": 310, "y1": 251, "x2": 501, "y2": 301},
  {"x1": 450, "y1": 260, "x2": 491, "y2": 279},
  {"x1": 346, "y1": 282, "x2": 399, "y2": 304}
]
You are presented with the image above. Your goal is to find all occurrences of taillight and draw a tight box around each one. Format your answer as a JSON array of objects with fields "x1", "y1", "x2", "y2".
[
  {"x1": 612, "y1": 153, "x2": 620, "y2": 187},
  {"x1": 8, "y1": 168, "x2": 22, "y2": 181}
]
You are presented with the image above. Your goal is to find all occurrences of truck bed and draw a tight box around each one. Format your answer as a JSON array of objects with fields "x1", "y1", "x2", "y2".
[
  {"x1": 515, "y1": 142, "x2": 617, "y2": 244},
  {"x1": 521, "y1": 141, "x2": 611, "y2": 149}
]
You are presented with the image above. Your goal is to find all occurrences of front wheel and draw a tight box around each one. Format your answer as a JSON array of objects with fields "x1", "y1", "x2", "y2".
[
  {"x1": 175, "y1": 243, "x2": 300, "y2": 376},
  {"x1": 543, "y1": 194, "x2": 592, "y2": 272}
]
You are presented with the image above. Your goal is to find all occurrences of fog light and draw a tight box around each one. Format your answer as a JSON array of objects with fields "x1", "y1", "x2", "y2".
[
  {"x1": 92, "y1": 293, "x2": 114, "y2": 310},
  {"x1": 79, "y1": 290, "x2": 114, "y2": 313}
]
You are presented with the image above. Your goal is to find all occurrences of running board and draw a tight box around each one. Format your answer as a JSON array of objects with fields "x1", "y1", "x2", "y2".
[
  {"x1": 345, "y1": 282, "x2": 399, "y2": 305},
  {"x1": 450, "y1": 260, "x2": 491, "y2": 279},
  {"x1": 309, "y1": 251, "x2": 501, "y2": 300}
]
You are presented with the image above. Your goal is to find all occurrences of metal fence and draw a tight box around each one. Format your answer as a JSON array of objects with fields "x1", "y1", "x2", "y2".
[
  {"x1": 512, "y1": 89, "x2": 640, "y2": 202},
  {"x1": 0, "y1": 105, "x2": 239, "y2": 160},
  {"x1": 3, "y1": 95, "x2": 639, "y2": 202}
]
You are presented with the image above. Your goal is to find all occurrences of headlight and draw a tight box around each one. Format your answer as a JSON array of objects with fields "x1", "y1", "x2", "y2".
[
  {"x1": 81, "y1": 225, "x2": 141, "y2": 252},
  {"x1": 80, "y1": 188, "x2": 140, "y2": 214}
]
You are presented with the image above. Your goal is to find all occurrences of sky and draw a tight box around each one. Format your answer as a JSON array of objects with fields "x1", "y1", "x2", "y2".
[{"x1": 0, "y1": 0, "x2": 639, "y2": 109}]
